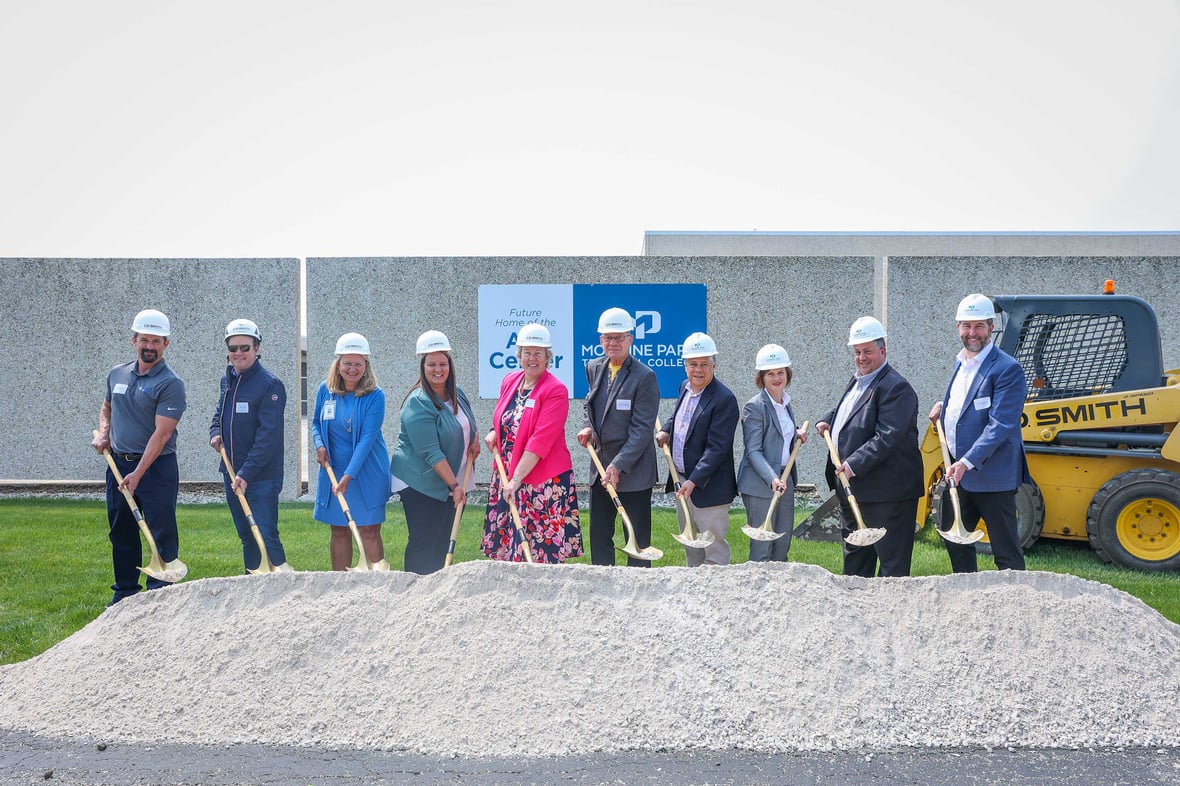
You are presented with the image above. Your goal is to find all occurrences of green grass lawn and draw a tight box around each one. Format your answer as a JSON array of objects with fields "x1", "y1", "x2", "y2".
[{"x1": 1, "y1": 497, "x2": 1177, "y2": 665}]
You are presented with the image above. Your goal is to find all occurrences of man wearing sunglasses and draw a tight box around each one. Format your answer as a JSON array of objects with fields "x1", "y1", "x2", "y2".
[{"x1": 209, "y1": 318, "x2": 291, "y2": 572}]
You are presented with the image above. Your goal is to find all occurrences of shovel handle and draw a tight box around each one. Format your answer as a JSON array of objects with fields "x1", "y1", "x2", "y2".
[
  {"x1": 218, "y1": 447, "x2": 255, "y2": 517},
  {"x1": 933, "y1": 419, "x2": 971, "y2": 537},
  {"x1": 491, "y1": 448, "x2": 535, "y2": 564},
  {"x1": 443, "y1": 461, "x2": 474, "y2": 568},
  {"x1": 654, "y1": 417, "x2": 700, "y2": 530},
  {"x1": 821, "y1": 428, "x2": 870, "y2": 532},
  {"x1": 761, "y1": 420, "x2": 809, "y2": 528},
  {"x1": 586, "y1": 443, "x2": 635, "y2": 532},
  {"x1": 94, "y1": 431, "x2": 147, "y2": 518},
  {"x1": 219, "y1": 446, "x2": 279, "y2": 572},
  {"x1": 95, "y1": 430, "x2": 178, "y2": 580},
  {"x1": 324, "y1": 462, "x2": 374, "y2": 570}
]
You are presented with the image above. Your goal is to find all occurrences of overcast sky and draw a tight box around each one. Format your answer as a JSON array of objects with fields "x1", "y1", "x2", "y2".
[{"x1": 2, "y1": 1, "x2": 1177, "y2": 258}]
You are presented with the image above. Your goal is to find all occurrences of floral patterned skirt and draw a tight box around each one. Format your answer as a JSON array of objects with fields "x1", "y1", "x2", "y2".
[{"x1": 482, "y1": 469, "x2": 583, "y2": 563}]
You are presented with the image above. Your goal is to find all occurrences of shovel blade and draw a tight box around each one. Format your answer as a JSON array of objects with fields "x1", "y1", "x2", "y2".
[
  {"x1": 672, "y1": 531, "x2": 716, "y2": 549},
  {"x1": 139, "y1": 558, "x2": 188, "y2": 584},
  {"x1": 617, "y1": 544, "x2": 664, "y2": 562},
  {"x1": 939, "y1": 528, "x2": 986, "y2": 545},
  {"x1": 741, "y1": 525, "x2": 786, "y2": 542},
  {"x1": 844, "y1": 527, "x2": 887, "y2": 547}
]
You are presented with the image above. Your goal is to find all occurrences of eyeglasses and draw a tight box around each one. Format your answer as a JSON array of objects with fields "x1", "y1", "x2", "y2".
[
  {"x1": 227, "y1": 344, "x2": 254, "y2": 353},
  {"x1": 601, "y1": 334, "x2": 630, "y2": 344}
]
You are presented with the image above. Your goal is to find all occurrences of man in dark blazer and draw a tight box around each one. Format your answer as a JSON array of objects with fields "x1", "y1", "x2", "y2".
[
  {"x1": 656, "y1": 332, "x2": 739, "y2": 566},
  {"x1": 817, "y1": 316, "x2": 924, "y2": 578},
  {"x1": 929, "y1": 294, "x2": 1030, "y2": 572},
  {"x1": 577, "y1": 307, "x2": 661, "y2": 566}
]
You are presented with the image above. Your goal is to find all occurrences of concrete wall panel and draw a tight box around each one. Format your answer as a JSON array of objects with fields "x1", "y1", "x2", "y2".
[
  {"x1": 306, "y1": 256, "x2": 875, "y2": 495},
  {"x1": 0, "y1": 258, "x2": 300, "y2": 492},
  {"x1": 886, "y1": 257, "x2": 1180, "y2": 418}
]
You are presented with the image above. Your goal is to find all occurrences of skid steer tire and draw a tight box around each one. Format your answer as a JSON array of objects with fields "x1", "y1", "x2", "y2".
[{"x1": 1087, "y1": 469, "x2": 1180, "y2": 572}]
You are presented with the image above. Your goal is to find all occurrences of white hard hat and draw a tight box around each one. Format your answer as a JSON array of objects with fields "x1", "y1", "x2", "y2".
[
  {"x1": 131, "y1": 309, "x2": 170, "y2": 337},
  {"x1": 681, "y1": 331, "x2": 718, "y2": 359},
  {"x1": 416, "y1": 329, "x2": 452, "y2": 355},
  {"x1": 597, "y1": 307, "x2": 635, "y2": 333},
  {"x1": 755, "y1": 343, "x2": 791, "y2": 370},
  {"x1": 516, "y1": 323, "x2": 552, "y2": 348},
  {"x1": 847, "y1": 316, "x2": 886, "y2": 346},
  {"x1": 335, "y1": 332, "x2": 371, "y2": 356},
  {"x1": 956, "y1": 293, "x2": 997, "y2": 322},
  {"x1": 224, "y1": 318, "x2": 261, "y2": 342}
]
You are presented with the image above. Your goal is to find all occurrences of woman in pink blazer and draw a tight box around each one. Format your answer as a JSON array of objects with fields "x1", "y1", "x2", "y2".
[{"x1": 481, "y1": 324, "x2": 583, "y2": 562}]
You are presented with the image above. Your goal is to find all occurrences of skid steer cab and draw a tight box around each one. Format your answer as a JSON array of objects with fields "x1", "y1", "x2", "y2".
[{"x1": 919, "y1": 287, "x2": 1180, "y2": 572}]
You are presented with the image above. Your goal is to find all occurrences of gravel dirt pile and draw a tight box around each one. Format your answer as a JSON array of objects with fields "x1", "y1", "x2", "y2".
[{"x1": 1, "y1": 562, "x2": 1178, "y2": 756}]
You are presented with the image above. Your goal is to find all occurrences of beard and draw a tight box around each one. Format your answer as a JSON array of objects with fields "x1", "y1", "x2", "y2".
[
  {"x1": 961, "y1": 335, "x2": 991, "y2": 353},
  {"x1": 139, "y1": 348, "x2": 159, "y2": 364}
]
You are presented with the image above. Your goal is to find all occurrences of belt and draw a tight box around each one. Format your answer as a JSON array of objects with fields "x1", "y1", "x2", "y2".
[{"x1": 114, "y1": 452, "x2": 143, "y2": 462}]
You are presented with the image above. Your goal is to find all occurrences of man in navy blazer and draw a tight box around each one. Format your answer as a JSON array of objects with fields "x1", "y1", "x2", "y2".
[
  {"x1": 817, "y1": 316, "x2": 924, "y2": 578},
  {"x1": 656, "y1": 332, "x2": 739, "y2": 565},
  {"x1": 929, "y1": 294, "x2": 1030, "y2": 572},
  {"x1": 577, "y1": 308, "x2": 661, "y2": 566}
]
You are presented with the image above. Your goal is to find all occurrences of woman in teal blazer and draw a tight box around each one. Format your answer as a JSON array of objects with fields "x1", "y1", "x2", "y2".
[{"x1": 390, "y1": 331, "x2": 480, "y2": 574}]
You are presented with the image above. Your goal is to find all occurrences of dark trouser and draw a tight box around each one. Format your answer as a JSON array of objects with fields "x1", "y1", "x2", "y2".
[
  {"x1": 589, "y1": 480, "x2": 653, "y2": 567},
  {"x1": 222, "y1": 475, "x2": 285, "y2": 572},
  {"x1": 401, "y1": 485, "x2": 453, "y2": 575},
  {"x1": 940, "y1": 486, "x2": 1025, "y2": 572},
  {"x1": 106, "y1": 452, "x2": 179, "y2": 603},
  {"x1": 835, "y1": 488, "x2": 918, "y2": 578}
]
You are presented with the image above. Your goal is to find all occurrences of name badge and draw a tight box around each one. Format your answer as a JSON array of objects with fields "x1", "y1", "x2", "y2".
[
  {"x1": 112, "y1": 383, "x2": 128, "y2": 395},
  {"x1": 323, "y1": 400, "x2": 336, "y2": 420},
  {"x1": 974, "y1": 396, "x2": 991, "y2": 410},
  {"x1": 236, "y1": 402, "x2": 250, "y2": 413},
  {"x1": 616, "y1": 399, "x2": 632, "y2": 411},
  {"x1": 524, "y1": 398, "x2": 536, "y2": 409}
]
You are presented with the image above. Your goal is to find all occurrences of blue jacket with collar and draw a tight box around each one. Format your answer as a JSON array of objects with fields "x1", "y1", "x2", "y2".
[
  {"x1": 210, "y1": 361, "x2": 286, "y2": 483},
  {"x1": 938, "y1": 346, "x2": 1031, "y2": 493}
]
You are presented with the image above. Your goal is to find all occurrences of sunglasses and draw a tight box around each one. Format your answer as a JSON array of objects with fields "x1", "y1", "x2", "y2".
[{"x1": 227, "y1": 344, "x2": 254, "y2": 353}]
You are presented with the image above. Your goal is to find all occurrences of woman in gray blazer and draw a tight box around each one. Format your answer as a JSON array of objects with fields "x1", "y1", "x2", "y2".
[{"x1": 737, "y1": 344, "x2": 807, "y2": 561}]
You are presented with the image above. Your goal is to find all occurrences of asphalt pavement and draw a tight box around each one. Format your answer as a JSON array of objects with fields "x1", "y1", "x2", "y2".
[{"x1": 3, "y1": 731, "x2": 1179, "y2": 785}]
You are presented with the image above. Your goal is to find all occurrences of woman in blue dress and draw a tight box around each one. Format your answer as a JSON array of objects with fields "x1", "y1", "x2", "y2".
[{"x1": 311, "y1": 332, "x2": 392, "y2": 570}]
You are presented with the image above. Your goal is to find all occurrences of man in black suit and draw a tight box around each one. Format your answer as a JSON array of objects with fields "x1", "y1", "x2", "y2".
[
  {"x1": 656, "y1": 332, "x2": 739, "y2": 566},
  {"x1": 577, "y1": 307, "x2": 661, "y2": 566},
  {"x1": 816, "y1": 316, "x2": 924, "y2": 578}
]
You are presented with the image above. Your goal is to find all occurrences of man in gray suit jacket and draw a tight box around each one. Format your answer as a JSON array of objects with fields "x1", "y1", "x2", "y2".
[{"x1": 577, "y1": 308, "x2": 661, "y2": 566}]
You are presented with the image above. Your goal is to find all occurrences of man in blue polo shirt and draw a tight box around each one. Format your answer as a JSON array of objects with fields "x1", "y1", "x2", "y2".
[
  {"x1": 91, "y1": 309, "x2": 187, "y2": 604},
  {"x1": 210, "y1": 318, "x2": 290, "y2": 572}
]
